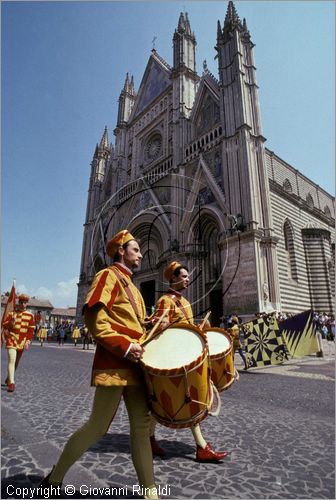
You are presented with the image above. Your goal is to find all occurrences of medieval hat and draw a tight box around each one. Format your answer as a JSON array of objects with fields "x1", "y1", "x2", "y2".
[
  {"x1": 164, "y1": 261, "x2": 184, "y2": 282},
  {"x1": 18, "y1": 293, "x2": 30, "y2": 302},
  {"x1": 106, "y1": 229, "x2": 135, "y2": 258}
]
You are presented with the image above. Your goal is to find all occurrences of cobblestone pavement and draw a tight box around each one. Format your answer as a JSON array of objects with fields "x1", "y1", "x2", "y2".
[{"x1": 1, "y1": 340, "x2": 335, "y2": 499}]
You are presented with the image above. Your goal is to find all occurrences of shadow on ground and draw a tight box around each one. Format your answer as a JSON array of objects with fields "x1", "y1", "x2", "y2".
[{"x1": 90, "y1": 433, "x2": 195, "y2": 460}]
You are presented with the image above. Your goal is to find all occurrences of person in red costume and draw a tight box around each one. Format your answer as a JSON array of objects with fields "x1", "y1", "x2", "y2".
[
  {"x1": 40, "y1": 230, "x2": 159, "y2": 499},
  {"x1": 150, "y1": 261, "x2": 229, "y2": 463},
  {"x1": 2, "y1": 293, "x2": 34, "y2": 392}
]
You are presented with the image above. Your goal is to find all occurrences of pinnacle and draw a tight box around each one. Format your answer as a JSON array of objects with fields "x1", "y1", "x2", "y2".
[
  {"x1": 217, "y1": 19, "x2": 222, "y2": 38},
  {"x1": 99, "y1": 126, "x2": 109, "y2": 149},
  {"x1": 185, "y1": 12, "x2": 191, "y2": 35},
  {"x1": 177, "y1": 12, "x2": 185, "y2": 33},
  {"x1": 225, "y1": 1, "x2": 241, "y2": 26},
  {"x1": 124, "y1": 72, "x2": 129, "y2": 91}
]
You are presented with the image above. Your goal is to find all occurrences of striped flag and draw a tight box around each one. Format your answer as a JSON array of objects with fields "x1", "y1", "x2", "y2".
[
  {"x1": 1, "y1": 281, "x2": 16, "y2": 328},
  {"x1": 279, "y1": 310, "x2": 319, "y2": 358},
  {"x1": 1, "y1": 281, "x2": 16, "y2": 345}
]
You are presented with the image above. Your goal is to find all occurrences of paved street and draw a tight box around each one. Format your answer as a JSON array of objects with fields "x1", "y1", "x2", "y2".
[{"x1": 1, "y1": 340, "x2": 335, "y2": 499}]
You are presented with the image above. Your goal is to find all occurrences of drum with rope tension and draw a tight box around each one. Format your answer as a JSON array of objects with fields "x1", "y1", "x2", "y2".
[
  {"x1": 203, "y1": 327, "x2": 235, "y2": 391},
  {"x1": 140, "y1": 323, "x2": 213, "y2": 428}
]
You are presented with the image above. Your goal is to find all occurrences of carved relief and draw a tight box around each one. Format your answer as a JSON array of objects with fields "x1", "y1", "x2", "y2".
[{"x1": 199, "y1": 187, "x2": 215, "y2": 205}]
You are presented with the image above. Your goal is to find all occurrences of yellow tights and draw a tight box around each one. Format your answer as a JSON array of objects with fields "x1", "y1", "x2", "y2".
[
  {"x1": 150, "y1": 417, "x2": 207, "y2": 449},
  {"x1": 7, "y1": 348, "x2": 17, "y2": 384},
  {"x1": 49, "y1": 385, "x2": 158, "y2": 499}
]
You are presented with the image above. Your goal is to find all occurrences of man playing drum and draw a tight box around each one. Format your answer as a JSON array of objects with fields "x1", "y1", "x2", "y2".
[
  {"x1": 150, "y1": 261, "x2": 229, "y2": 462},
  {"x1": 40, "y1": 230, "x2": 159, "y2": 499}
]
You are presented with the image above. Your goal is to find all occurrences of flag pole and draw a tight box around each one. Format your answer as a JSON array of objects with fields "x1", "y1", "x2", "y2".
[{"x1": 1, "y1": 279, "x2": 17, "y2": 345}]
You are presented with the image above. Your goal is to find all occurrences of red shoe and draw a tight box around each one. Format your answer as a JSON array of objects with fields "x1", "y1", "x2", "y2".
[
  {"x1": 150, "y1": 435, "x2": 166, "y2": 457},
  {"x1": 7, "y1": 383, "x2": 15, "y2": 393},
  {"x1": 196, "y1": 443, "x2": 229, "y2": 462}
]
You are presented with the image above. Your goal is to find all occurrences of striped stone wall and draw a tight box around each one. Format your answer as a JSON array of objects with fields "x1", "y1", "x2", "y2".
[
  {"x1": 265, "y1": 149, "x2": 335, "y2": 215},
  {"x1": 302, "y1": 228, "x2": 334, "y2": 313},
  {"x1": 265, "y1": 148, "x2": 335, "y2": 314}
]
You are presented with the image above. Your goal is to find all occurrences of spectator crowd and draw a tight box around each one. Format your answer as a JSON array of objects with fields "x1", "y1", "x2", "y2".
[{"x1": 34, "y1": 321, "x2": 93, "y2": 348}]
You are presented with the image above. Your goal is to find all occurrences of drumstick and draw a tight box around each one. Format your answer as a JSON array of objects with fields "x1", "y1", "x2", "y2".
[
  {"x1": 200, "y1": 311, "x2": 211, "y2": 330},
  {"x1": 142, "y1": 308, "x2": 170, "y2": 345}
]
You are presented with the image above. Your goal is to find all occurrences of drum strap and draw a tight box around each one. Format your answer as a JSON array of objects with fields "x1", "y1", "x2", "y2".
[
  {"x1": 170, "y1": 294, "x2": 190, "y2": 323},
  {"x1": 111, "y1": 267, "x2": 142, "y2": 324}
]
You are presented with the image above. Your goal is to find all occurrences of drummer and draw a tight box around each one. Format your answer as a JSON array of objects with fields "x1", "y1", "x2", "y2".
[
  {"x1": 40, "y1": 230, "x2": 159, "y2": 499},
  {"x1": 149, "y1": 261, "x2": 229, "y2": 463}
]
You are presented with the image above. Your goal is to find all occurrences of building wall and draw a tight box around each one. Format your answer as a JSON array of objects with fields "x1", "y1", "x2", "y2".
[{"x1": 266, "y1": 149, "x2": 334, "y2": 314}]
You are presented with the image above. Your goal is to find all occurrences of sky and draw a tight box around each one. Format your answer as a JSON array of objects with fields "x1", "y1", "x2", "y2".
[{"x1": 1, "y1": 0, "x2": 335, "y2": 308}]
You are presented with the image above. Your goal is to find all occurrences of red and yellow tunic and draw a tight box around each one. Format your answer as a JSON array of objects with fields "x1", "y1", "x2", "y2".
[
  {"x1": 154, "y1": 289, "x2": 194, "y2": 325},
  {"x1": 83, "y1": 263, "x2": 146, "y2": 387},
  {"x1": 3, "y1": 310, "x2": 35, "y2": 350}
]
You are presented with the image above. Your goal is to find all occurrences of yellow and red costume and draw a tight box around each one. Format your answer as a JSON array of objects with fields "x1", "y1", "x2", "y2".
[
  {"x1": 149, "y1": 261, "x2": 229, "y2": 462},
  {"x1": 155, "y1": 289, "x2": 193, "y2": 325},
  {"x1": 154, "y1": 260, "x2": 194, "y2": 324},
  {"x1": 45, "y1": 230, "x2": 158, "y2": 499},
  {"x1": 3, "y1": 310, "x2": 34, "y2": 350},
  {"x1": 84, "y1": 262, "x2": 146, "y2": 386}
]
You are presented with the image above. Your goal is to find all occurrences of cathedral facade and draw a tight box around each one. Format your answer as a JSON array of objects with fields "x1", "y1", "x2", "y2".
[{"x1": 76, "y1": 2, "x2": 335, "y2": 324}]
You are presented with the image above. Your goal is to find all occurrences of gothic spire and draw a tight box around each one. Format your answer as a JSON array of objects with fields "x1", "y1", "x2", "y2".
[
  {"x1": 174, "y1": 11, "x2": 196, "y2": 43},
  {"x1": 99, "y1": 126, "x2": 109, "y2": 149},
  {"x1": 173, "y1": 11, "x2": 196, "y2": 72},
  {"x1": 216, "y1": 0, "x2": 248, "y2": 44},
  {"x1": 217, "y1": 19, "x2": 222, "y2": 39},
  {"x1": 224, "y1": 1, "x2": 241, "y2": 27},
  {"x1": 177, "y1": 12, "x2": 185, "y2": 33},
  {"x1": 124, "y1": 72, "x2": 130, "y2": 92},
  {"x1": 185, "y1": 12, "x2": 191, "y2": 35}
]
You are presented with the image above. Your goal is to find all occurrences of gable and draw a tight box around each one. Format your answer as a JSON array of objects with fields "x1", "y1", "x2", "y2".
[
  {"x1": 181, "y1": 155, "x2": 227, "y2": 232},
  {"x1": 132, "y1": 56, "x2": 171, "y2": 119},
  {"x1": 193, "y1": 87, "x2": 220, "y2": 137}
]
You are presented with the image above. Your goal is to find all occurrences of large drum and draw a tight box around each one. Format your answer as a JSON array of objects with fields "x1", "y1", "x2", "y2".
[
  {"x1": 140, "y1": 324, "x2": 212, "y2": 428},
  {"x1": 204, "y1": 328, "x2": 235, "y2": 392}
]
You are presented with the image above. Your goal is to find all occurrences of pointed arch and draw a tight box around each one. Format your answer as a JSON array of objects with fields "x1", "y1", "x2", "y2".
[
  {"x1": 128, "y1": 210, "x2": 169, "y2": 264},
  {"x1": 283, "y1": 219, "x2": 298, "y2": 281},
  {"x1": 188, "y1": 207, "x2": 223, "y2": 283},
  {"x1": 185, "y1": 208, "x2": 224, "y2": 323}
]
